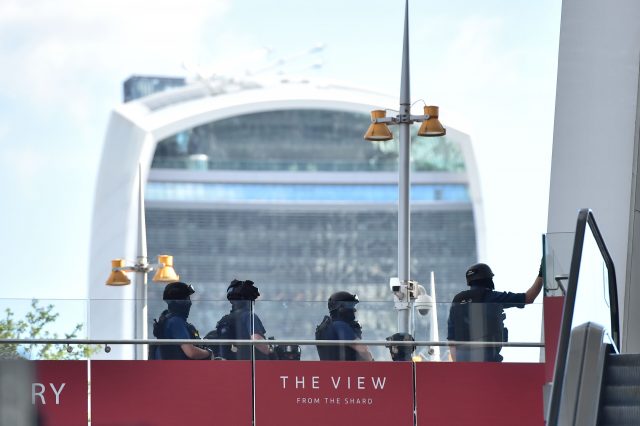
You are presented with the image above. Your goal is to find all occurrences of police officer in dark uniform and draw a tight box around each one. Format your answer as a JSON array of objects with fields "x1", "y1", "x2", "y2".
[
  {"x1": 447, "y1": 262, "x2": 543, "y2": 362},
  {"x1": 315, "y1": 291, "x2": 373, "y2": 361},
  {"x1": 152, "y1": 281, "x2": 212, "y2": 360},
  {"x1": 214, "y1": 279, "x2": 270, "y2": 360}
]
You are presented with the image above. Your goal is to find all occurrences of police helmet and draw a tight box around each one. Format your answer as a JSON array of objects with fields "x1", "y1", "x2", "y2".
[
  {"x1": 226, "y1": 279, "x2": 260, "y2": 301},
  {"x1": 274, "y1": 344, "x2": 302, "y2": 361},
  {"x1": 163, "y1": 281, "x2": 195, "y2": 301},
  {"x1": 465, "y1": 263, "x2": 494, "y2": 285},
  {"x1": 386, "y1": 332, "x2": 416, "y2": 361},
  {"x1": 328, "y1": 291, "x2": 359, "y2": 313}
]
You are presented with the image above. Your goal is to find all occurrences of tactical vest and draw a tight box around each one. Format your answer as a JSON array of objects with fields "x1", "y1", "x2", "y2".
[
  {"x1": 211, "y1": 310, "x2": 268, "y2": 360},
  {"x1": 150, "y1": 310, "x2": 200, "y2": 360},
  {"x1": 315, "y1": 316, "x2": 359, "y2": 361},
  {"x1": 450, "y1": 287, "x2": 506, "y2": 362}
]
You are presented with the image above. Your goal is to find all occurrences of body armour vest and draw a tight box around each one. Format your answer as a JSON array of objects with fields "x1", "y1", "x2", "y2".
[
  {"x1": 151, "y1": 310, "x2": 200, "y2": 360},
  {"x1": 315, "y1": 316, "x2": 362, "y2": 361},
  {"x1": 450, "y1": 287, "x2": 506, "y2": 362}
]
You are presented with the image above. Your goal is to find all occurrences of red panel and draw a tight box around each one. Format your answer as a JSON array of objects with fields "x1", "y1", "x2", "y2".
[
  {"x1": 91, "y1": 361, "x2": 252, "y2": 426},
  {"x1": 544, "y1": 296, "x2": 565, "y2": 381},
  {"x1": 416, "y1": 362, "x2": 546, "y2": 426},
  {"x1": 34, "y1": 361, "x2": 88, "y2": 426},
  {"x1": 255, "y1": 361, "x2": 414, "y2": 426}
]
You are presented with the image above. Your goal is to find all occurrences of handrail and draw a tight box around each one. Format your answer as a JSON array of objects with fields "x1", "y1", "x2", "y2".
[
  {"x1": 547, "y1": 208, "x2": 620, "y2": 426},
  {"x1": 0, "y1": 338, "x2": 543, "y2": 348}
]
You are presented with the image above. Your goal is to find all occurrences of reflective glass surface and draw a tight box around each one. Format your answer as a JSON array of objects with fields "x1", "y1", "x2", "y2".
[
  {"x1": 146, "y1": 182, "x2": 470, "y2": 203},
  {"x1": 151, "y1": 109, "x2": 466, "y2": 172},
  {"x1": 543, "y1": 232, "x2": 575, "y2": 296},
  {"x1": 145, "y1": 208, "x2": 477, "y2": 313}
]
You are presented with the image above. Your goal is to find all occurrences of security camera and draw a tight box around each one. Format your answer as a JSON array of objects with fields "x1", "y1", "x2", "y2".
[
  {"x1": 414, "y1": 285, "x2": 433, "y2": 316},
  {"x1": 389, "y1": 277, "x2": 402, "y2": 293}
]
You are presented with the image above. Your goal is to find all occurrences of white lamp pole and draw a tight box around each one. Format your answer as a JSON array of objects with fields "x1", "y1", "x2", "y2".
[
  {"x1": 364, "y1": 0, "x2": 446, "y2": 335},
  {"x1": 134, "y1": 163, "x2": 149, "y2": 360},
  {"x1": 106, "y1": 164, "x2": 181, "y2": 360},
  {"x1": 397, "y1": 0, "x2": 412, "y2": 334}
]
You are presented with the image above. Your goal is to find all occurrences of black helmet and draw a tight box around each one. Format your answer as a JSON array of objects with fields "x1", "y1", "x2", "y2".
[
  {"x1": 386, "y1": 332, "x2": 416, "y2": 361},
  {"x1": 226, "y1": 279, "x2": 260, "y2": 301},
  {"x1": 328, "y1": 291, "x2": 359, "y2": 313},
  {"x1": 465, "y1": 263, "x2": 494, "y2": 285},
  {"x1": 274, "y1": 344, "x2": 302, "y2": 361},
  {"x1": 163, "y1": 281, "x2": 195, "y2": 301}
]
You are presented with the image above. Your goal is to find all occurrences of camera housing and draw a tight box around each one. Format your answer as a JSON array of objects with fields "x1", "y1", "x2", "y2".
[
  {"x1": 415, "y1": 293, "x2": 434, "y2": 316},
  {"x1": 413, "y1": 284, "x2": 433, "y2": 316},
  {"x1": 389, "y1": 277, "x2": 401, "y2": 292}
]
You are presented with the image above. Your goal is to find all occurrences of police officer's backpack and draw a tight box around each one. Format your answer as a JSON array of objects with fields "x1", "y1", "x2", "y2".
[{"x1": 203, "y1": 314, "x2": 234, "y2": 359}]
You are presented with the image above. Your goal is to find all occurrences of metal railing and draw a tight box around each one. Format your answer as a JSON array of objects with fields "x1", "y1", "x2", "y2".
[
  {"x1": 547, "y1": 208, "x2": 620, "y2": 426},
  {"x1": 0, "y1": 338, "x2": 544, "y2": 349}
]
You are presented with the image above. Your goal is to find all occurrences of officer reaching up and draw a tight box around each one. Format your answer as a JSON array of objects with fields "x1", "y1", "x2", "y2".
[
  {"x1": 447, "y1": 262, "x2": 543, "y2": 362},
  {"x1": 152, "y1": 281, "x2": 213, "y2": 360},
  {"x1": 315, "y1": 291, "x2": 374, "y2": 361}
]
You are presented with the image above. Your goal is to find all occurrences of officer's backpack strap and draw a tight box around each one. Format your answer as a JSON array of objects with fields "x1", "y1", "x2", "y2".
[
  {"x1": 214, "y1": 313, "x2": 237, "y2": 359},
  {"x1": 315, "y1": 315, "x2": 332, "y2": 340},
  {"x1": 315, "y1": 316, "x2": 334, "y2": 360},
  {"x1": 185, "y1": 322, "x2": 201, "y2": 339},
  {"x1": 150, "y1": 310, "x2": 173, "y2": 360}
]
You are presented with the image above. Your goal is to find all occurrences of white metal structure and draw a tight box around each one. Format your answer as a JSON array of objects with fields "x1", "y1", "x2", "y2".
[
  {"x1": 547, "y1": 0, "x2": 640, "y2": 353},
  {"x1": 89, "y1": 78, "x2": 484, "y2": 359}
]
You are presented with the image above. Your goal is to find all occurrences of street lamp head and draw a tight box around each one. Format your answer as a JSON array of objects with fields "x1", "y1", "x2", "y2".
[
  {"x1": 417, "y1": 105, "x2": 446, "y2": 137},
  {"x1": 106, "y1": 259, "x2": 132, "y2": 286},
  {"x1": 152, "y1": 254, "x2": 180, "y2": 283},
  {"x1": 364, "y1": 110, "x2": 394, "y2": 142}
]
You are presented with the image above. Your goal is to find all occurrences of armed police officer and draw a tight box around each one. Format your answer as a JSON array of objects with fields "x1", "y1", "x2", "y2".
[
  {"x1": 152, "y1": 281, "x2": 213, "y2": 360},
  {"x1": 212, "y1": 279, "x2": 270, "y2": 360},
  {"x1": 315, "y1": 291, "x2": 373, "y2": 361},
  {"x1": 447, "y1": 262, "x2": 543, "y2": 362}
]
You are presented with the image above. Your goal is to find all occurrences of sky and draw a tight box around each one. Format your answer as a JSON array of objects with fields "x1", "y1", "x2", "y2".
[{"x1": 0, "y1": 0, "x2": 562, "y2": 327}]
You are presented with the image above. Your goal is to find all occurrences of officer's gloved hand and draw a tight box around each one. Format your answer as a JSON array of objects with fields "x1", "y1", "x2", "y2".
[{"x1": 538, "y1": 258, "x2": 544, "y2": 278}]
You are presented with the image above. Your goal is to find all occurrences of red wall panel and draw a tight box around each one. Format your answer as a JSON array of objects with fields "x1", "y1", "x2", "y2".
[
  {"x1": 416, "y1": 362, "x2": 546, "y2": 426},
  {"x1": 91, "y1": 361, "x2": 252, "y2": 426},
  {"x1": 254, "y1": 361, "x2": 414, "y2": 426},
  {"x1": 544, "y1": 296, "x2": 565, "y2": 381},
  {"x1": 34, "y1": 360, "x2": 88, "y2": 426}
]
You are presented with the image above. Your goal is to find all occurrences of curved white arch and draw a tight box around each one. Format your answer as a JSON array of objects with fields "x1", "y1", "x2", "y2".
[{"x1": 88, "y1": 81, "x2": 484, "y2": 358}]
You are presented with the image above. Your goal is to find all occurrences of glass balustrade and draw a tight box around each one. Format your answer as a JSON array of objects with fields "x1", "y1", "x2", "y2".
[{"x1": 0, "y1": 297, "x2": 543, "y2": 362}]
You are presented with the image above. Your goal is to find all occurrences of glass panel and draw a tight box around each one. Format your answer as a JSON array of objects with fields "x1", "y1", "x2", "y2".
[
  {"x1": 415, "y1": 301, "x2": 543, "y2": 363},
  {"x1": 0, "y1": 298, "x2": 90, "y2": 360},
  {"x1": 572, "y1": 226, "x2": 612, "y2": 344},
  {"x1": 543, "y1": 232, "x2": 575, "y2": 296},
  {"x1": 0, "y1": 297, "x2": 542, "y2": 362}
]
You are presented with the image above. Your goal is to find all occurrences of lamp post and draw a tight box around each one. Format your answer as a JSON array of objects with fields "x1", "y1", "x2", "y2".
[
  {"x1": 105, "y1": 164, "x2": 180, "y2": 359},
  {"x1": 364, "y1": 0, "x2": 446, "y2": 334}
]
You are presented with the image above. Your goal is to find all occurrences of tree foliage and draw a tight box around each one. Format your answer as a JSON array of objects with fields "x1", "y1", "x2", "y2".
[{"x1": 0, "y1": 299, "x2": 97, "y2": 360}]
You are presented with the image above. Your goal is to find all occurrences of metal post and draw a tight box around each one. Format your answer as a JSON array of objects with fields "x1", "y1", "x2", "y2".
[
  {"x1": 0, "y1": 361, "x2": 35, "y2": 426},
  {"x1": 135, "y1": 163, "x2": 149, "y2": 360},
  {"x1": 397, "y1": 0, "x2": 411, "y2": 334}
]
